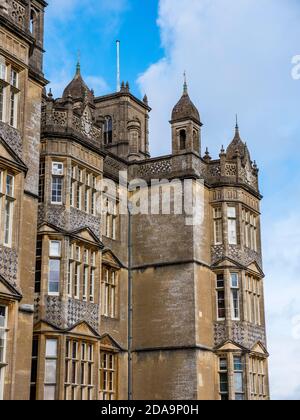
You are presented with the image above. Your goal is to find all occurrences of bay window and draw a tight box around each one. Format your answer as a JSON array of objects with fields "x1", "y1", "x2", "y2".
[
  {"x1": 234, "y1": 356, "x2": 245, "y2": 400},
  {"x1": 0, "y1": 170, "x2": 15, "y2": 247},
  {"x1": 218, "y1": 354, "x2": 246, "y2": 401},
  {"x1": 227, "y1": 206, "x2": 237, "y2": 245},
  {"x1": 242, "y1": 208, "x2": 258, "y2": 251},
  {"x1": 70, "y1": 165, "x2": 98, "y2": 215},
  {"x1": 30, "y1": 338, "x2": 39, "y2": 400},
  {"x1": 100, "y1": 352, "x2": 117, "y2": 400},
  {"x1": 102, "y1": 267, "x2": 117, "y2": 318},
  {"x1": 213, "y1": 207, "x2": 223, "y2": 245},
  {"x1": 65, "y1": 339, "x2": 94, "y2": 400},
  {"x1": 49, "y1": 240, "x2": 61, "y2": 295},
  {"x1": 216, "y1": 274, "x2": 225, "y2": 320},
  {"x1": 0, "y1": 85, "x2": 5, "y2": 123},
  {"x1": 219, "y1": 357, "x2": 229, "y2": 400},
  {"x1": 51, "y1": 162, "x2": 64, "y2": 204},
  {"x1": 44, "y1": 339, "x2": 58, "y2": 400},
  {"x1": 0, "y1": 56, "x2": 20, "y2": 127},
  {"x1": 231, "y1": 273, "x2": 240, "y2": 320},
  {"x1": 68, "y1": 243, "x2": 97, "y2": 302},
  {"x1": 250, "y1": 357, "x2": 267, "y2": 400},
  {"x1": 103, "y1": 197, "x2": 118, "y2": 240},
  {"x1": 9, "y1": 69, "x2": 18, "y2": 128},
  {"x1": 245, "y1": 275, "x2": 262, "y2": 325},
  {"x1": 0, "y1": 305, "x2": 7, "y2": 401}
]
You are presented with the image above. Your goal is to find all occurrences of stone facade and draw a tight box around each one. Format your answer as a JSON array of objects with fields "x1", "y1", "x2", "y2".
[
  {"x1": 0, "y1": 0, "x2": 47, "y2": 400},
  {"x1": 0, "y1": 1, "x2": 270, "y2": 401}
]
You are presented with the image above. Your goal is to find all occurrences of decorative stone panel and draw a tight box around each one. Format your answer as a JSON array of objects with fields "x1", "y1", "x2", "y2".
[
  {"x1": 214, "y1": 322, "x2": 226, "y2": 346},
  {"x1": 67, "y1": 298, "x2": 99, "y2": 331},
  {"x1": 69, "y1": 207, "x2": 101, "y2": 240},
  {"x1": 0, "y1": 245, "x2": 18, "y2": 284},
  {"x1": 45, "y1": 296, "x2": 66, "y2": 329},
  {"x1": 214, "y1": 322, "x2": 266, "y2": 349},
  {"x1": 225, "y1": 163, "x2": 237, "y2": 176},
  {"x1": 228, "y1": 245, "x2": 262, "y2": 269},
  {"x1": 2, "y1": 0, "x2": 26, "y2": 30},
  {"x1": 42, "y1": 296, "x2": 100, "y2": 331},
  {"x1": 211, "y1": 245, "x2": 224, "y2": 264},
  {"x1": 231, "y1": 322, "x2": 266, "y2": 348},
  {"x1": 209, "y1": 164, "x2": 221, "y2": 177},
  {"x1": 0, "y1": 121, "x2": 23, "y2": 158},
  {"x1": 39, "y1": 205, "x2": 101, "y2": 240},
  {"x1": 53, "y1": 111, "x2": 67, "y2": 126},
  {"x1": 38, "y1": 205, "x2": 67, "y2": 230},
  {"x1": 137, "y1": 159, "x2": 172, "y2": 177}
]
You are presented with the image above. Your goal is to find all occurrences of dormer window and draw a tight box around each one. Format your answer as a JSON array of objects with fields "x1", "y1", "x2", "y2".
[
  {"x1": 179, "y1": 129, "x2": 186, "y2": 150},
  {"x1": 104, "y1": 116, "x2": 113, "y2": 145}
]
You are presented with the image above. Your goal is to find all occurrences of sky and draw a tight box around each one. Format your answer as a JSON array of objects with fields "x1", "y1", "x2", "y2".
[{"x1": 44, "y1": 0, "x2": 300, "y2": 400}]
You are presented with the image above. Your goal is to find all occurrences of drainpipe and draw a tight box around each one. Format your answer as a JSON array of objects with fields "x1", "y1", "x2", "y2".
[{"x1": 128, "y1": 202, "x2": 133, "y2": 401}]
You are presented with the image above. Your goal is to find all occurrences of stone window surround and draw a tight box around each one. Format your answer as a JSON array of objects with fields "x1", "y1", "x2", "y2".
[{"x1": 0, "y1": 54, "x2": 21, "y2": 129}]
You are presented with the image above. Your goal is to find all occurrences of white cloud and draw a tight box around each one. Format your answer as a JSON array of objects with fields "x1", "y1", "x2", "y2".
[
  {"x1": 138, "y1": 0, "x2": 300, "y2": 400},
  {"x1": 138, "y1": 0, "x2": 300, "y2": 161},
  {"x1": 85, "y1": 76, "x2": 109, "y2": 96}
]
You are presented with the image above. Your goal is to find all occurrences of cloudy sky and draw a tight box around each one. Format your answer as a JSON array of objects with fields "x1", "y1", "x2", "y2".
[{"x1": 45, "y1": 0, "x2": 300, "y2": 400}]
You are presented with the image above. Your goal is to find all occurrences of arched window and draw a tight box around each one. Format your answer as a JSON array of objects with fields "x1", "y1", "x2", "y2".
[
  {"x1": 179, "y1": 129, "x2": 186, "y2": 150},
  {"x1": 104, "y1": 116, "x2": 113, "y2": 145},
  {"x1": 30, "y1": 9, "x2": 37, "y2": 36}
]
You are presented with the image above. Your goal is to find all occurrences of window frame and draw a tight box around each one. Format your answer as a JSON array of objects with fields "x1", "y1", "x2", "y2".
[
  {"x1": 0, "y1": 169, "x2": 16, "y2": 248},
  {"x1": 227, "y1": 205, "x2": 238, "y2": 245},
  {"x1": 48, "y1": 240, "x2": 62, "y2": 296},
  {"x1": 230, "y1": 273, "x2": 240, "y2": 321},
  {"x1": 44, "y1": 338, "x2": 58, "y2": 401}
]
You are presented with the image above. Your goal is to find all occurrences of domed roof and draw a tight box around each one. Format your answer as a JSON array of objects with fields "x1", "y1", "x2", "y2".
[
  {"x1": 226, "y1": 122, "x2": 251, "y2": 161},
  {"x1": 63, "y1": 63, "x2": 94, "y2": 103},
  {"x1": 171, "y1": 81, "x2": 201, "y2": 124}
]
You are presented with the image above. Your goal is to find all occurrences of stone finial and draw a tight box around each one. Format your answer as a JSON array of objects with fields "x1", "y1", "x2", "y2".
[
  {"x1": 143, "y1": 94, "x2": 148, "y2": 105},
  {"x1": 219, "y1": 145, "x2": 226, "y2": 158},
  {"x1": 47, "y1": 88, "x2": 53, "y2": 100},
  {"x1": 204, "y1": 147, "x2": 212, "y2": 162},
  {"x1": 126, "y1": 81, "x2": 130, "y2": 92},
  {"x1": 253, "y1": 160, "x2": 259, "y2": 173},
  {"x1": 183, "y1": 71, "x2": 188, "y2": 95}
]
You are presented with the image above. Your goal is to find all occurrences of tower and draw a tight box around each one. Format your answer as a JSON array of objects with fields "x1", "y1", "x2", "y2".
[{"x1": 171, "y1": 75, "x2": 202, "y2": 155}]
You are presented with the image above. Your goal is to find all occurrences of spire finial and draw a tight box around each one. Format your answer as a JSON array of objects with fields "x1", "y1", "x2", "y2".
[
  {"x1": 76, "y1": 50, "x2": 81, "y2": 74},
  {"x1": 183, "y1": 71, "x2": 188, "y2": 94},
  {"x1": 235, "y1": 114, "x2": 239, "y2": 130}
]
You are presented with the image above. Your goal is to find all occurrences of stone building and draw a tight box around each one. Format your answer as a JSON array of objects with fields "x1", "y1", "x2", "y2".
[
  {"x1": 0, "y1": 0, "x2": 270, "y2": 401},
  {"x1": 0, "y1": 0, "x2": 47, "y2": 400}
]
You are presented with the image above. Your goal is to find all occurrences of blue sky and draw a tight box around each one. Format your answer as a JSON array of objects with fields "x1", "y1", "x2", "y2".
[{"x1": 45, "y1": 0, "x2": 300, "y2": 400}]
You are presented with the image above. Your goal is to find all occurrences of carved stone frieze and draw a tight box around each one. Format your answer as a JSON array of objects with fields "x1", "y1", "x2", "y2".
[{"x1": 137, "y1": 159, "x2": 172, "y2": 177}]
